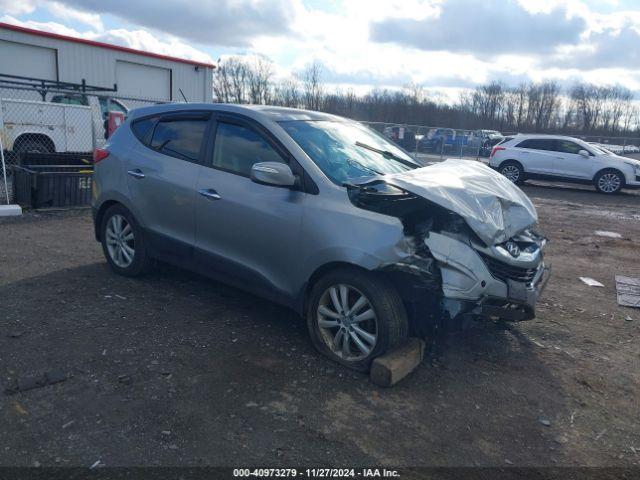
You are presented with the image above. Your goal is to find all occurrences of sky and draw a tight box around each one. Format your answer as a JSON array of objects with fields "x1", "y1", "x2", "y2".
[{"x1": 1, "y1": 0, "x2": 640, "y2": 101}]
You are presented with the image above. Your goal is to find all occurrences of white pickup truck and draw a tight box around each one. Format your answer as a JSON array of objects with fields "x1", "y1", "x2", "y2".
[{"x1": 0, "y1": 95, "x2": 128, "y2": 154}]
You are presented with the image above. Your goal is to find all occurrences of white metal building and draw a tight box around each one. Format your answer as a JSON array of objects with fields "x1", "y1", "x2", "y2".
[{"x1": 0, "y1": 22, "x2": 214, "y2": 102}]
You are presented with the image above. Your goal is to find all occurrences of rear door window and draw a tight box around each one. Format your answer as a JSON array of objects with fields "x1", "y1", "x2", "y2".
[
  {"x1": 149, "y1": 116, "x2": 209, "y2": 163},
  {"x1": 516, "y1": 139, "x2": 556, "y2": 151}
]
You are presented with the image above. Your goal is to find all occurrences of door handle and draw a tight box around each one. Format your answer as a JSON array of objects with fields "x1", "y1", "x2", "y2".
[
  {"x1": 198, "y1": 188, "x2": 222, "y2": 200},
  {"x1": 127, "y1": 169, "x2": 145, "y2": 179}
]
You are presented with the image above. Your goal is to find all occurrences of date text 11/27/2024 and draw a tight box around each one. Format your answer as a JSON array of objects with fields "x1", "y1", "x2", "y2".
[{"x1": 233, "y1": 468, "x2": 401, "y2": 478}]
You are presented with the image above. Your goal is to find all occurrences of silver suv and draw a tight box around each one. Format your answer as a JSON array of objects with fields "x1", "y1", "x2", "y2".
[{"x1": 92, "y1": 104, "x2": 549, "y2": 371}]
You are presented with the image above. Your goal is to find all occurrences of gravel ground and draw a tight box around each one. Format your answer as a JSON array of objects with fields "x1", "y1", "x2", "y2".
[{"x1": 0, "y1": 183, "x2": 639, "y2": 469}]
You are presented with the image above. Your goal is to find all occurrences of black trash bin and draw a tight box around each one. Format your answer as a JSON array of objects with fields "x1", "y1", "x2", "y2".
[{"x1": 13, "y1": 164, "x2": 94, "y2": 209}]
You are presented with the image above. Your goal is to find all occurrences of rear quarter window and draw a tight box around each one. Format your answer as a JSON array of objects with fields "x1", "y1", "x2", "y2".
[{"x1": 131, "y1": 117, "x2": 156, "y2": 146}]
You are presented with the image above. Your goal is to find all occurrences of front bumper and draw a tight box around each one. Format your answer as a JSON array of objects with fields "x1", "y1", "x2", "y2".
[
  {"x1": 625, "y1": 175, "x2": 640, "y2": 189},
  {"x1": 423, "y1": 232, "x2": 549, "y2": 321},
  {"x1": 474, "y1": 262, "x2": 551, "y2": 321}
]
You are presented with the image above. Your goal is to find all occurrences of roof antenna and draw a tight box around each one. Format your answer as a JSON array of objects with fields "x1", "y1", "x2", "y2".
[{"x1": 179, "y1": 88, "x2": 189, "y2": 103}]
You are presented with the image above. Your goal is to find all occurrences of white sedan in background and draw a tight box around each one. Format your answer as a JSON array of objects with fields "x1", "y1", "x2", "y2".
[{"x1": 489, "y1": 134, "x2": 640, "y2": 194}]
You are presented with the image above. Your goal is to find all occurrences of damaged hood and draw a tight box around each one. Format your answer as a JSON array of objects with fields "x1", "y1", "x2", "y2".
[{"x1": 385, "y1": 159, "x2": 538, "y2": 245}]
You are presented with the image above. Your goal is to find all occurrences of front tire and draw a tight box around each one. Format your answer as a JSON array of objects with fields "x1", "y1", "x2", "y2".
[
  {"x1": 499, "y1": 161, "x2": 525, "y2": 185},
  {"x1": 100, "y1": 204, "x2": 151, "y2": 277},
  {"x1": 594, "y1": 169, "x2": 624, "y2": 194},
  {"x1": 306, "y1": 268, "x2": 409, "y2": 372}
]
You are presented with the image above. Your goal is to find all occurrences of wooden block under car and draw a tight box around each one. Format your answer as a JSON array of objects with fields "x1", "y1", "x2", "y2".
[{"x1": 370, "y1": 337, "x2": 426, "y2": 387}]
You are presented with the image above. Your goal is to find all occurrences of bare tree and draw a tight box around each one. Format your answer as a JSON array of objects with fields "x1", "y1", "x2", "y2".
[
  {"x1": 213, "y1": 57, "x2": 233, "y2": 103},
  {"x1": 273, "y1": 77, "x2": 302, "y2": 107},
  {"x1": 514, "y1": 83, "x2": 528, "y2": 130},
  {"x1": 302, "y1": 60, "x2": 324, "y2": 111},
  {"x1": 608, "y1": 86, "x2": 633, "y2": 134},
  {"x1": 470, "y1": 82, "x2": 505, "y2": 128},
  {"x1": 215, "y1": 52, "x2": 637, "y2": 138},
  {"x1": 213, "y1": 56, "x2": 251, "y2": 103},
  {"x1": 404, "y1": 82, "x2": 424, "y2": 105},
  {"x1": 246, "y1": 55, "x2": 274, "y2": 105}
]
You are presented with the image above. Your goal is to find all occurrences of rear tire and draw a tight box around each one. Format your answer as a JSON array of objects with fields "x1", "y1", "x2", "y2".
[
  {"x1": 594, "y1": 169, "x2": 624, "y2": 194},
  {"x1": 499, "y1": 161, "x2": 525, "y2": 185},
  {"x1": 100, "y1": 204, "x2": 151, "y2": 277},
  {"x1": 306, "y1": 267, "x2": 409, "y2": 372},
  {"x1": 14, "y1": 139, "x2": 52, "y2": 154}
]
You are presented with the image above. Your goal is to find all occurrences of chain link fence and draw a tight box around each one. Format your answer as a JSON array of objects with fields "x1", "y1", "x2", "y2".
[
  {"x1": 0, "y1": 84, "x2": 166, "y2": 205},
  {"x1": 361, "y1": 121, "x2": 501, "y2": 165},
  {"x1": 363, "y1": 121, "x2": 640, "y2": 165},
  {"x1": 3, "y1": 86, "x2": 640, "y2": 207}
]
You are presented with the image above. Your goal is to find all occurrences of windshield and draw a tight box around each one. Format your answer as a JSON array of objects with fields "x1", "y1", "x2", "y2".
[
  {"x1": 279, "y1": 120, "x2": 419, "y2": 184},
  {"x1": 589, "y1": 144, "x2": 613, "y2": 155}
]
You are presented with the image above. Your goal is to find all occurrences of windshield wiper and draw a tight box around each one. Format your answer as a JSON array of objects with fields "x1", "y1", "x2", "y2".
[
  {"x1": 355, "y1": 141, "x2": 420, "y2": 169},
  {"x1": 346, "y1": 157, "x2": 383, "y2": 176}
]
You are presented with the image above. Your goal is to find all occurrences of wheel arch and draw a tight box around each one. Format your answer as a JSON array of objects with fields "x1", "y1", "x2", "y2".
[
  {"x1": 94, "y1": 191, "x2": 145, "y2": 242},
  {"x1": 297, "y1": 261, "x2": 373, "y2": 316},
  {"x1": 94, "y1": 200, "x2": 122, "y2": 241},
  {"x1": 593, "y1": 167, "x2": 626, "y2": 185},
  {"x1": 498, "y1": 158, "x2": 524, "y2": 171},
  {"x1": 14, "y1": 133, "x2": 55, "y2": 153}
]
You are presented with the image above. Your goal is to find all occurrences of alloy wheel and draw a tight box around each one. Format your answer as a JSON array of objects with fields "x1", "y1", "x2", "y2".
[
  {"x1": 598, "y1": 173, "x2": 621, "y2": 193},
  {"x1": 501, "y1": 165, "x2": 520, "y2": 182},
  {"x1": 316, "y1": 284, "x2": 378, "y2": 361},
  {"x1": 105, "y1": 214, "x2": 135, "y2": 268}
]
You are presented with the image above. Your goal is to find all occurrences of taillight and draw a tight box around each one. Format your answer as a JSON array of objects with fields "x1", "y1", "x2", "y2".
[
  {"x1": 490, "y1": 146, "x2": 505, "y2": 158},
  {"x1": 93, "y1": 148, "x2": 110, "y2": 163}
]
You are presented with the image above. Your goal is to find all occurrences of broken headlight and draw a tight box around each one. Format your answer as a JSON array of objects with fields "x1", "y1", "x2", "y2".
[
  {"x1": 355, "y1": 182, "x2": 412, "y2": 196},
  {"x1": 347, "y1": 181, "x2": 422, "y2": 217}
]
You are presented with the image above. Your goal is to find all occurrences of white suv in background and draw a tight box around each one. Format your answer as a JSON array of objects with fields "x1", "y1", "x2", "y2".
[{"x1": 489, "y1": 134, "x2": 640, "y2": 194}]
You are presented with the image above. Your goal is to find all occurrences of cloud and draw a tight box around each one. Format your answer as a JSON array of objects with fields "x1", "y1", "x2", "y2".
[
  {"x1": 1, "y1": 15, "x2": 83, "y2": 36},
  {"x1": 0, "y1": 0, "x2": 37, "y2": 15},
  {"x1": 51, "y1": 0, "x2": 297, "y2": 47},
  {"x1": 5, "y1": 0, "x2": 640, "y2": 96},
  {"x1": 92, "y1": 29, "x2": 215, "y2": 64},
  {"x1": 0, "y1": 16, "x2": 215, "y2": 64},
  {"x1": 370, "y1": 0, "x2": 587, "y2": 56},
  {"x1": 46, "y1": 1, "x2": 104, "y2": 30},
  {"x1": 551, "y1": 23, "x2": 640, "y2": 69}
]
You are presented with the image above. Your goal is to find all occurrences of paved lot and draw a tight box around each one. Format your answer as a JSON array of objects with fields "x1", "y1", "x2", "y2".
[{"x1": 1, "y1": 182, "x2": 639, "y2": 468}]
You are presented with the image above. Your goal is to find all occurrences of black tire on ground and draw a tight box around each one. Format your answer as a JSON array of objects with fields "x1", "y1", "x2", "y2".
[
  {"x1": 14, "y1": 139, "x2": 52, "y2": 154},
  {"x1": 306, "y1": 267, "x2": 409, "y2": 372},
  {"x1": 100, "y1": 204, "x2": 152, "y2": 277},
  {"x1": 594, "y1": 169, "x2": 624, "y2": 195},
  {"x1": 499, "y1": 160, "x2": 525, "y2": 185}
]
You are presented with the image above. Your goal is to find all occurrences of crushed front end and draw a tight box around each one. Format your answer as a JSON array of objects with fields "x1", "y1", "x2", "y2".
[
  {"x1": 423, "y1": 228, "x2": 550, "y2": 322},
  {"x1": 346, "y1": 159, "x2": 550, "y2": 333}
]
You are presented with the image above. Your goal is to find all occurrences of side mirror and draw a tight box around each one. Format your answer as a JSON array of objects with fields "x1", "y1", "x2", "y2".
[
  {"x1": 250, "y1": 162, "x2": 296, "y2": 187},
  {"x1": 579, "y1": 149, "x2": 590, "y2": 158}
]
